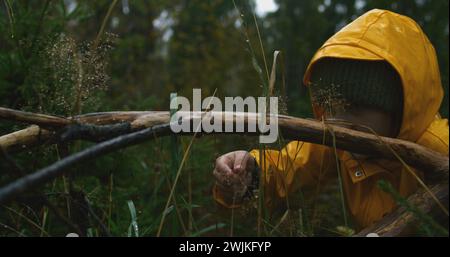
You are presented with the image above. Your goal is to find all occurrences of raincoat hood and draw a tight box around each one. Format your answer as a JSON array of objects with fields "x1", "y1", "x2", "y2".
[{"x1": 303, "y1": 9, "x2": 444, "y2": 142}]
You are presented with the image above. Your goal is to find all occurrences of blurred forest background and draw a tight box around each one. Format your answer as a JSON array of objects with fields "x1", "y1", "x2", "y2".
[{"x1": 0, "y1": 0, "x2": 448, "y2": 236}]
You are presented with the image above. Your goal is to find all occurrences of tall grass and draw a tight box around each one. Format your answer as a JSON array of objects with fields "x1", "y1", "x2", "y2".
[{"x1": 156, "y1": 89, "x2": 217, "y2": 236}]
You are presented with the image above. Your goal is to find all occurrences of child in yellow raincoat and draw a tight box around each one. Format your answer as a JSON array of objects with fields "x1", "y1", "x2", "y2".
[{"x1": 212, "y1": 9, "x2": 449, "y2": 230}]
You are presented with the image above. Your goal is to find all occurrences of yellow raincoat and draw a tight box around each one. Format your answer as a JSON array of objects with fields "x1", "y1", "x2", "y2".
[{"x1": 213, "y1": 9, "x2": 449, "y2": 229}]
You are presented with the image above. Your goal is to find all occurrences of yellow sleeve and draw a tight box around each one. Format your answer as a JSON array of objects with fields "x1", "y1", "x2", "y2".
[
  {"x1": 250, "y1": 141, "x2": 336, "y2": 207},
  {"x1": 213, "y1": 141, "x2": 335, "y2": 208}
]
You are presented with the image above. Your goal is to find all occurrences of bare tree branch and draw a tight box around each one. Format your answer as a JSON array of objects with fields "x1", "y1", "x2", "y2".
[
  {"x1": 0, "y1": 109, "x2": 167, "y2": 152},
  {"x1": 0, "y1": 111, "x2": 448, "y2": 205},
  {"x1": 0, "y1": 123, "x2": 172, "y2": 203},
  {"x1": 0, "y1": 107, "x2": 72, "y2": 129},
  {"x1": 1, "y1": 109, "x2": 448, "y2": 178},
  {"x1": 0, "y1": 109, "x2": 448, "y2": 236}
]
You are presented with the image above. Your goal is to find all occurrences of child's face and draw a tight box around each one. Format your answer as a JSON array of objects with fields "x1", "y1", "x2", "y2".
[{"x1": 324, "y1": 106, "x2": 398, "y2": 138}]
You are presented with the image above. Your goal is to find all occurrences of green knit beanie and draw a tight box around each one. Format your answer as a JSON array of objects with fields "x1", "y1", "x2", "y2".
[{"x1": 309, "y1": 58, "x2": 403, "y2": 133}]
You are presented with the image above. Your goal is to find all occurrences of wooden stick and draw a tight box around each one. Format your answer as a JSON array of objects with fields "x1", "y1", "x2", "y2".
[
  {"x1": 0, "y1": 109, "x2": 163, "y2": 152},
  {"x1": 0, "y1": 123, "x2": 171, "y2": 203},
  {"x1": 0, "y1": 107, "x2": 71, "y2": 129},
  {"x1": 1, "y1": 108, "x2": 448, "y2": 235},
  {"x1": 1, "y1": 110, "x2": 448, "y2": 179},
  {"x1": 0, "y1": 107, "x2": 157, "y2": 128},
  {"x1": 0, "y1": 111, "x2": 448, "y2": 204}
]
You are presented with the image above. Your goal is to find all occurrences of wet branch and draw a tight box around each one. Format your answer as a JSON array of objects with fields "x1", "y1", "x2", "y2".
[
  {"x1": 0, "y1": 111, "x2": 447, "y2": 202},
  {"x1": 0, "y1": 108, "x2": 448, "y2": 236}
]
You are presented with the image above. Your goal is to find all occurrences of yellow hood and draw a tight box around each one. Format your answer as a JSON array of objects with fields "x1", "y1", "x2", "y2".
[{"x1": 303, "y1": 9, "x2": 444, "y2": 142}]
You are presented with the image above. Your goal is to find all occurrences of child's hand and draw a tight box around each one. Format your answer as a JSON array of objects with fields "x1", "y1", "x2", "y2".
[{"x1": 213, "y1": 151, "x2": 256, "y2": 204}]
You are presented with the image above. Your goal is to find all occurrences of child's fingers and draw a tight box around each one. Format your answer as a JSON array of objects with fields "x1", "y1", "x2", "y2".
[
  {"x1": 215, "y1": 154, "x2": 233, "y2": 174},
  {"x1": 233, "y1": 151, "x2": 251, "y2": 174},
  {"x1": 213, "y1": 168, "x2": 232, "y2": 187}
]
